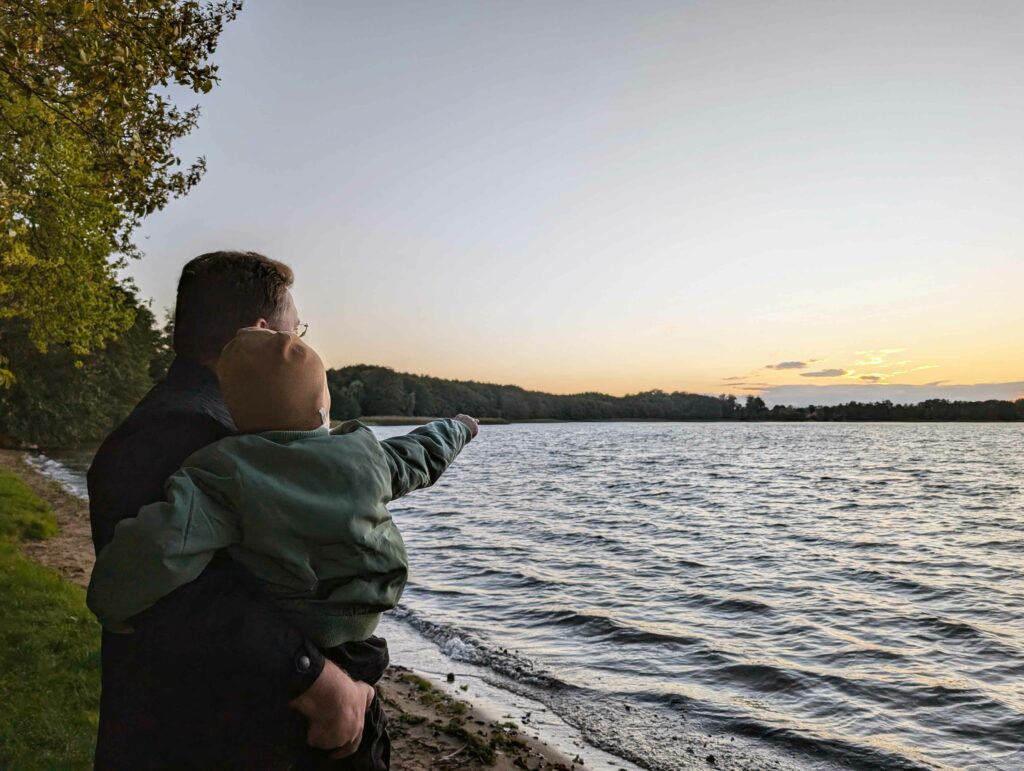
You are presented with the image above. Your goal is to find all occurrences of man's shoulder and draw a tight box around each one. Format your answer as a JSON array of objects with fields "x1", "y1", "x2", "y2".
[
  {"x1": 91, "y1": 410, "x2": 230, "y2": 480},
  {"x1": 90, "y1": 359, "x2": 233, "y2": 481},
  {"x1": 88, "y1": 406, "x2": 233, "y2": 551}
]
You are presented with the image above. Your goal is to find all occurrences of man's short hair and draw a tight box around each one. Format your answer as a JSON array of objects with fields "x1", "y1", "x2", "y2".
[{"x1": 173, "y1": 251, "x2": 294, "y2": 362}]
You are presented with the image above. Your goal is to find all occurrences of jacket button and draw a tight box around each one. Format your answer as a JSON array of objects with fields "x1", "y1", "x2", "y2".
[{"x1": 296, "y1": 655, "x2": 311, "y2": 673}]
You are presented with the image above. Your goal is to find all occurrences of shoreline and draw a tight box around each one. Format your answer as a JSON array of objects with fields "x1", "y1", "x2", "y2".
[
  {"x1": 376, "y1": 664, "x2": 586, "y2": 770},
  {"x1": 346, "y1": 415, "x2": 1024, "y2": 427},
  {"x1": 5, "y1": 417, "x2": 1023, "y2": 455},
  {"x1": 0, "y1": 449, "x2": 639, "y2": 771}
]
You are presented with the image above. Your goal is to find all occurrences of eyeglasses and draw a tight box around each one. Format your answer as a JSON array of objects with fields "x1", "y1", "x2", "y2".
[{"x1": 294, "y1": 322, "x2": 309, "y2": 338}]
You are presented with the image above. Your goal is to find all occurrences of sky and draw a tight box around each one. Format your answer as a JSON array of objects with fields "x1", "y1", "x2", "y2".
[{"x1": 130, "y1": 0, "x2": 1024, "y2": 406}]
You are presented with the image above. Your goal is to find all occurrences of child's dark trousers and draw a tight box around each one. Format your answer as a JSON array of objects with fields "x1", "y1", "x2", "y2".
[{"x1": 291, "y1": 636, "x2": 391, "y2": 771}]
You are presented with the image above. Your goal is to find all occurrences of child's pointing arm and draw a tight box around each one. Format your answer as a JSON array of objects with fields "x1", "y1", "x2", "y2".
[{"x1": 377, "y1": 415, "x2": 477, "y2": 500}]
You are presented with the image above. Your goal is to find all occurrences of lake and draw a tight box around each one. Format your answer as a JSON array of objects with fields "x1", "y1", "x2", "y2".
[{"x1": 41, "y1": 423, "x2": 1024, "y2": 770}]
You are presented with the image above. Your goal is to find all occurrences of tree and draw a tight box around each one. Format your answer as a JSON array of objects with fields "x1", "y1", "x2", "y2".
[
  {"x1": 742, "y1": 395, "x2": 768, "y2": 420},
  {"x1": 147, "y1": 310, "x2": 175, "y2": 382},
  {"x1": 326, "y1": 382, "x2": 361, "y2": 421},
  {"x1": 0, "y1": 292, "x2": 166, "y2": 447},
  {"x1": 0, "y1": 0, "x2": 242, "y2": 383},
  {"x1": 355, "y1": 367, "x2": 409, "y2": 416}
]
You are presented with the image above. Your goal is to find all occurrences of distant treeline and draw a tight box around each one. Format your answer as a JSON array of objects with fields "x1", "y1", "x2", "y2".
[
  {"x1": 743, "y1": 396, "x2": 1024, "y2": 423},
  {"x1": 327, "y1": 365, "x2": 728, "y2": 421},
  {"x1": 328, "y1": 364, "x2": 1024, "y2": 424}
]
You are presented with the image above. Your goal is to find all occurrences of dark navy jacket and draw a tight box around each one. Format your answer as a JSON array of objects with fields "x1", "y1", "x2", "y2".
[{"x1": 88, "y1": 358, "x2": 327, "y2": 769}]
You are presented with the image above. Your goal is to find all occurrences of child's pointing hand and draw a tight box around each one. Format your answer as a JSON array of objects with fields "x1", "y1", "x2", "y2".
[{"x1": 453, "y1": 414, "x2": 480, "y2": 439}]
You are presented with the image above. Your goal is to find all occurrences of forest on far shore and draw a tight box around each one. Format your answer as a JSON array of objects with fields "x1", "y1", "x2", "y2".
[{"x1": 327, "y1": 364, "x2": 1024, "y2": 424}]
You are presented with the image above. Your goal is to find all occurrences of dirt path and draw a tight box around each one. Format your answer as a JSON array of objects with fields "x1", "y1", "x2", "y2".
[{"x1": 0, "y1": 449, "x2": 94, "y2": 588}]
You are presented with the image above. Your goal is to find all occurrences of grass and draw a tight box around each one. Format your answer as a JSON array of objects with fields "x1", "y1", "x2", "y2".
[
  {"x1": 0, "y1": 469, "x2": 59, "y2": 540},
  {"x1": 399, "y1": 671, "x2": 435, "y2": 692},
  {"x1": 0, "y1": 468, "x2": 99, "y2": 770}
]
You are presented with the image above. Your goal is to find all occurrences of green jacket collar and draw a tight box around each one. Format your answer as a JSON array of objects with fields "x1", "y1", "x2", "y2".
[{"x1": 257, "y1": 426, "x2": 331, "y2": 444}]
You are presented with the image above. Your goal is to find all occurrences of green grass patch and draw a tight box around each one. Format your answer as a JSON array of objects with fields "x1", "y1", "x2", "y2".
[
  {"x1": 0, "y1": 468, "x2": 100, "y2": 770},
  {"x1": 489, "y1": 724, "x2": 528, "y2": 752},
  {"x1": 442, "y1": 719, "x2": 496, "y2": 764},
  {"x1": 0, "y1": 469, "x2": 58, "y2": 540},
  {"x1": 399, "y1": 671, "x2": 447, "y2": 705},
  {"x1": 398, "y1": 672, "x2": 434, "y2": 692},
  {"x1": 396, "y1": 712, "x2": 428, "y2": 726}
]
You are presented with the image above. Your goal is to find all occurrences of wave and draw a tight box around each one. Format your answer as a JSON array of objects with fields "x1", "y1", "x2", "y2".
[
  {"x1": 836, "y1": 566, "x2": 954, "y2": 600},
  {"x1": 723, "y1": 717, "x2": 935, "y2": 771},
  {"x1": 25, "y1": 453, "x2": 90, "y2": 499},
  {"x1": 520, "y1": 607, "x2": 705, "y2": 648},
  {"x1": 389, "y1": 605, "x2": 563, "y2": 688}
]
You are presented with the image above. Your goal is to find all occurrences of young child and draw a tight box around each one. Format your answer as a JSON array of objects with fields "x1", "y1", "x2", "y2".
[{"x1": 87, "y1": 327, "x2": 477, "y2": 769}]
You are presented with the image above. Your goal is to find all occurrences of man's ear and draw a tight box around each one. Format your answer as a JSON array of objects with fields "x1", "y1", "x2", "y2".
[{"x1": 252, "y1": 318, "x2": 270, "y2": 329}]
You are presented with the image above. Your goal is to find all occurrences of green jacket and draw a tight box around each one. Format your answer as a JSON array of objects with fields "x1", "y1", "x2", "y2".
[{"x1": 87, "y1": 419, "x2": 472, "y2": 647}]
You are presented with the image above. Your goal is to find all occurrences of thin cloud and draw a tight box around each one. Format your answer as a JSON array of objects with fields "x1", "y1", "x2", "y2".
[
  {"x1": 721, "y1": 375, "x2": 747, "y2": 382},
  {"x1": 800, "y1": 368, "x2": 847, "y2": 378},
  {"x1": 859, "y1": 375, "x2": 882, "y2": 383},
  {"x1": 760, "y1": 381, "x2": 1024, "y2": 407},
  {"x1": 765, "y1": 361, "x2": 808, "y2": 370},
  {"x1": 855, "y1": 349, "x2": 907, "y2": 366}
]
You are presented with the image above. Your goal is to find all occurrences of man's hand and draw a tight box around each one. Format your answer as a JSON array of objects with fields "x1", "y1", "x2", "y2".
[
  {"x1": 289, "y1": 659, "x2": 375, "y2": 759},
  {"x1": 453, "y1": 413, "x2": 480, "y2": 439}
]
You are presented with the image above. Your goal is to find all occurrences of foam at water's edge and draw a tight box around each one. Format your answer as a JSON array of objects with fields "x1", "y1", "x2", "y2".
[
  {"x1": 391, "y1": 605, "x2": 562, "y2": 687},
  {"x1": 26, "y1": 453, "x2": 89, "y2": 499}
]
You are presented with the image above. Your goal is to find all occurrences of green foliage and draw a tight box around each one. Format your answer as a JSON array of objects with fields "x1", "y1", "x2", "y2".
[
  {"x1": 0, "y1": 0, "x2": 242, "y2": 381},
  {"x1": 0, "y1": 292, "x2": 169, "y2": 448},
  {"x1": 0, "y1": 472, "x2": 100, "y2": 769},
  {"x1": 0, "y1": 468, "x2": 57, "y2": 540},
  {"x1": 147, "y1": 311, "x2": 175, "y2": 383}
]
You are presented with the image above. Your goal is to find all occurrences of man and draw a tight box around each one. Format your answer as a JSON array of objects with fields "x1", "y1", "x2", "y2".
[{"x1": 88, "y1": 251, "x2": 379, "y2": 769}]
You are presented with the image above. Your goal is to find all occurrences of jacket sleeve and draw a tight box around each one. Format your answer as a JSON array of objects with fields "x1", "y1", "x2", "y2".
[
  {"x1": 87, "y1": 467, "x2": 241, "y2": 633},
  {"x1": 378, "y1": 419, "x2": 472, "y2": 501}
]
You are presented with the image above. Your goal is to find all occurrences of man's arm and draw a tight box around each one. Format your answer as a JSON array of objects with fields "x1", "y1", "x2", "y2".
[{"x1": 131, "y1": 555, "x2": 373, "y2": 756}]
